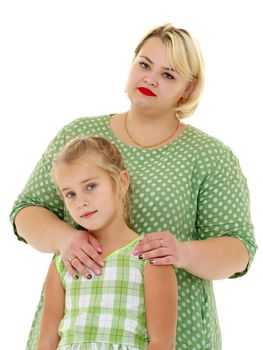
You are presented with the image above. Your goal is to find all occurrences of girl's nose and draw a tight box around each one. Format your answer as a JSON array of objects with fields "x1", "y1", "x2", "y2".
[{"x1": 77, "y1": 197, "x2": 88, "y2": 209}]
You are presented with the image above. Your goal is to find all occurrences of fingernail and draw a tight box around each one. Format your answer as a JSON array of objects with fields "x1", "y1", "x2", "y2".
[
  {"x1": 95, "y1": 268, "x2": 101, "y2": 275},
  {"x1": 99, "y1": 261, "x2": 105, "y2": 267},
  {"x1": 97, "y1": 247, "x2": 102, "y2": 253},
  {"x1": 87, "y1": 274, "x2": 92, "y2": 280},
  {"x1": 132, "y1": 248, "x2": 139, "y2": 255},
  {"x1": 74, "y1": 274, "x2": 79, "y2": 279},
  {"x1": 138, "y1": 254, "x2": 144, "y2": 260},
  {"x1": 150, "y1": 260, "x2": 155, "y2": 265}
]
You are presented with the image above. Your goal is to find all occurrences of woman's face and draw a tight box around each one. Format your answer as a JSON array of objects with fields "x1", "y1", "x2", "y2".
[{"x1": 126, "y1": 37, "x2": 189, "y2": 113}]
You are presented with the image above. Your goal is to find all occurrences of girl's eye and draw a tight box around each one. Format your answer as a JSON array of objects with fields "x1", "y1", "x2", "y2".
[
  {"x1": 86, "y1": 183, "x2": 97, "y2": 191},
  {"x1": 139, "y1": 61, "x2": 150, "y2": 70},
  {"x1": 65, "y1": 191, "x2": 75, "y2": 199},
  {"x1": 163, "y1": 72, "x2": 175, "y2": 80}
]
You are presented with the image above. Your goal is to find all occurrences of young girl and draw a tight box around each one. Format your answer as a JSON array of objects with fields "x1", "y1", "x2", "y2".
[{"x1": 37, "y1": 136, "x2": 178, "y2": 350}]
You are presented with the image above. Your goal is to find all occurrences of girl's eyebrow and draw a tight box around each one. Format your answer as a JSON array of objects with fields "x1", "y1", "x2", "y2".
[
  {"x1": 139, "y1": 55, "x2": 175, "y2": 72},
  {"x1": 61, "y1": 177, "x2": 99, "y2": 192},
  {"x1": 80, "y1": 177, "x2": 99, "y2": 185}
]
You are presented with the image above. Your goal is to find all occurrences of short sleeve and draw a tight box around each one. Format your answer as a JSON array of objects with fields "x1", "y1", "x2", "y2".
[
  {"x1": 196, "y1": 145, "x2": 257, "y2": 278},
  {"x1": 9, "y1": 122, "x2": 76, "y2": 241}
]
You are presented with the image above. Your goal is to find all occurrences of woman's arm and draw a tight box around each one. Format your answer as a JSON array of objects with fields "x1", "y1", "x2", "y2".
[
  {"x1": 37, "y1": 259, "x2": 64, "y2": 350},
  {"x1": 15, "y1": 206, "x2": 76, "y2": 252},
  {"x1": 11, "y1": 119, "x2": 105, "y2": 276},
  {"x1": 181, "y1": 236, "x2": 249, "y2": 280},
  {"x1": 133, "y1": 146, "x2": 257, "y2": 281},
  {"x1": 144, "y1": 263, "x2": 177, "y2": 350},
  {"x1": 133, "y1": 232, "x2": 249, "y2": 280},
  {"x1": 15, "y1": 206, "x2": 104, "y2": 277}
]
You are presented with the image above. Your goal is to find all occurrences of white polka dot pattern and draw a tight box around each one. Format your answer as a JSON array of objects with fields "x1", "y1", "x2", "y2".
[{"x1": 10, "y1": 115, "x2": 257, "y2": 350}]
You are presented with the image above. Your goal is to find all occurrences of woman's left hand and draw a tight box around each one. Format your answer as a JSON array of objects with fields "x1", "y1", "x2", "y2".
[{"x1": 132, "y1": 231, "x2": 186, "y2": 267}]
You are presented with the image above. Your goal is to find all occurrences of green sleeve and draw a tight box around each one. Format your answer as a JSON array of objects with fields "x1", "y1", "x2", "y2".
[
  {"x1": 9, "y1": 122, "x2": 74, "y2": 241},
  {"x1": 196, "y1": 146, "x2": 257, "y2": 278}
]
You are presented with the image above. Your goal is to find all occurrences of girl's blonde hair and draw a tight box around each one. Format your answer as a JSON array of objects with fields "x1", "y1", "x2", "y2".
[
  {"x1": 52, "y1": 136, "x2": 131, "y2": 225},
  {"x1": 134, "y1": 23, "x2": 204, "y2": 119}
]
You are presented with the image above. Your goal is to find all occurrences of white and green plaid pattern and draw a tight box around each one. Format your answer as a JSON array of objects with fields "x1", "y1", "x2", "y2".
[{"x1": 55, "y1": 237, "x2": 148, "y2": 349}]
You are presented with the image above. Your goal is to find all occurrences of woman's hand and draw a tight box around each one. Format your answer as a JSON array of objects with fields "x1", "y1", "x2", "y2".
[
  {"x1": 60, "y1": 229, "x2": 105, "y2": 278},
  {"x1": 132, "y1": 231, "x2": 186, "y2": 268}
]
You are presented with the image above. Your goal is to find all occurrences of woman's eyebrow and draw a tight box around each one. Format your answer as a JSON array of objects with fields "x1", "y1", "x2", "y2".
[{"x1": 139, "y1": 55, "x2": 175, "y2": 72}]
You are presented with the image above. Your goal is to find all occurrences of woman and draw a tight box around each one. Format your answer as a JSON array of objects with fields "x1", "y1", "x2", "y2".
[{"x1": 10, "y1": 23, "x2": 257, "y2": 349}]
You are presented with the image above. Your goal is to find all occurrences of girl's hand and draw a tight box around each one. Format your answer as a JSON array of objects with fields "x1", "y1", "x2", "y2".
[
  {"x1": 132, "y1": 231, "x2": 186, "y2": 268},
  {"x1": 60, "y1": 229, "x2": 105, "y2": 278}
]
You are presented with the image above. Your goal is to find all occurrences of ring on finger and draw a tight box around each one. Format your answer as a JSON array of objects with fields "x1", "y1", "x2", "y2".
[{"x1": 159, "y1": 239, "x2": 164, "y2": 248}]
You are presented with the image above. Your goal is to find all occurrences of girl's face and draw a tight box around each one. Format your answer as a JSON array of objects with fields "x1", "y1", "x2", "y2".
[
  {"x1": 54, "y1": 161, "x2": 127, "y2": 232},
  {"x1": 126, "y1": 37, "x2": 189, "y2": 113}
]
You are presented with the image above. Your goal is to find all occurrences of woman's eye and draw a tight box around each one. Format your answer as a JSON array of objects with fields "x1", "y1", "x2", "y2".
[
  {"x1": 163, "y1": 72, "x2": 175, "y2": 80},
  {"x1": 86, "y1": 183, "x2": 97, "y2": 191},
  {"x1": 139, "y1": 61, "x2": 150, "y2": 69}
]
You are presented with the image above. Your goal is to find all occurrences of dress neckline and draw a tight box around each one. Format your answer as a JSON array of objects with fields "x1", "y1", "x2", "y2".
[
  {"x1": 106, "y1": 114, "x2": 191, "y2": 152},
  {"x1": 103, "y1": 235, "x2": 142, "y2": 262}
]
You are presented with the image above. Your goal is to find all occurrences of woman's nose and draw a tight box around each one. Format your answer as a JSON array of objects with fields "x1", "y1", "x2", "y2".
[{"x1": 143, "y1": 76, "x2": 158, "y2": 87}]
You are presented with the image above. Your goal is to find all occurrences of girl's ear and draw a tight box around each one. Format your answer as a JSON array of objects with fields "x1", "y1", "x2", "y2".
[{"x1": 120, "y1": 170, "x2": 130, "y2": 193}]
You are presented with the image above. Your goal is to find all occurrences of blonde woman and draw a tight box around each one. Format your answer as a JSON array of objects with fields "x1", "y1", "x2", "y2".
[{"x1": 11, "y1": 23, "x2": 257, "y2": 350}]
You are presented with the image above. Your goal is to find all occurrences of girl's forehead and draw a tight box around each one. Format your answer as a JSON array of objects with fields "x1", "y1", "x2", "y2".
[{"x1": 55, "y1": 160, "x2": 102, "y2": 175}]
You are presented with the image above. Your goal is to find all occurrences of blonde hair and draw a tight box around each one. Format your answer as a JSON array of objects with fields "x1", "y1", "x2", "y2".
[
  {"x1": 52, "y1": 136, "x2": 131, "y2": 225},
  {"x1": 134, "y1": 23, "x2": 204, "y2": 119}
]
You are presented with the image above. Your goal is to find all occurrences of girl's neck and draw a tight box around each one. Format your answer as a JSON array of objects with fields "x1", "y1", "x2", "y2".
[{"x1": 89, "y1": 220, "x2": 138, "y2": 258}]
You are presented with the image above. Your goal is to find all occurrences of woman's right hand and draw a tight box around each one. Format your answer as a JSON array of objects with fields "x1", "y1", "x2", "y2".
[{"x1": 60, "y1": 229, "x2": 105, "y2": 278}]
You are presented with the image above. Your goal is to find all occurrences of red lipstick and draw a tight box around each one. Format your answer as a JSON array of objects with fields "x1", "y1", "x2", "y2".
[
  {"x1": 138, "y1": 87, "x2": 156, "y2": 96},
  {"x1": 81, "y1": 210, "x2": 97, "y2": 219}
]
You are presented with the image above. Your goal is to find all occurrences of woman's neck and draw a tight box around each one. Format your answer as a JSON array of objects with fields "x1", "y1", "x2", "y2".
[{"x1": 125, "y1": 108, "x2": 181, "y2": 149}]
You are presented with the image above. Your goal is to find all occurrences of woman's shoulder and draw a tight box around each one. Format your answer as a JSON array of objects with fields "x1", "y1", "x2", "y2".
[
  {"x1": 183, "y1": 125, "x2": 243, "y2": 176},
  {"x1": 65, "y1": 114, "x2": 110, "y2": 130},
  {"x1": 186, "y1": 124, "x2": 235, "y2": 157},
  {"x1": 60, "y1": 114, "x2": 111, "y2": 142}
]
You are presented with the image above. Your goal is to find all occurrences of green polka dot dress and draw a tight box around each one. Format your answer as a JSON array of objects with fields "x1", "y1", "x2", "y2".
[{"x1": 10, "y1": 115, "x2": 257, "y2": 350}]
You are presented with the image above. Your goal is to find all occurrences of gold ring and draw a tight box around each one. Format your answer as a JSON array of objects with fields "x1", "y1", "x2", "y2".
[
  {"x1": 69, "y1": 256, "x2": 76, "y2": 264},
  {"x1": 159, "y1": 239, "x2": 164, "y2": 248}
]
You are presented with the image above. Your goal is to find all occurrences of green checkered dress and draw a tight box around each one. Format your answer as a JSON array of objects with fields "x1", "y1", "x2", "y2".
[{"x1": 55, "y1": 236, "x2": 148, "y2": 350}]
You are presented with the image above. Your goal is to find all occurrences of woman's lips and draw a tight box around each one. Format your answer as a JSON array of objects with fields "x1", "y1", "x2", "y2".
[
  {"x1": 138, "y1": 87, "x2": 156, "y2": 96},
  {"x1": 81, "y1": 210, "x2": 97, "y2": 219}
]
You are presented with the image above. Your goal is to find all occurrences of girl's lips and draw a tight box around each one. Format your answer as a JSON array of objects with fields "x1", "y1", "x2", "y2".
[
  {"x1": 81, "y1": 210, "x2": 97, "y2": 219},
  {"x1": 138, "y1": 87, "x2": 156, "y2": 96}
]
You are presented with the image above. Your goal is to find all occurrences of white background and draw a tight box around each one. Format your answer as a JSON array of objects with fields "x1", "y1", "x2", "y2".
[{"x1": 1, "y1": 0, "x2": 262, "y2": 349}]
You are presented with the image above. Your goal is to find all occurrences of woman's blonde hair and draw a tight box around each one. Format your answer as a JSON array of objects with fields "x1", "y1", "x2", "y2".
[
  {"x1": 52, "y1": 136, "x2": 131, "y2": 225},
  {"x1": 134, "y1": 23, "x2": 204, "y2": 119}
]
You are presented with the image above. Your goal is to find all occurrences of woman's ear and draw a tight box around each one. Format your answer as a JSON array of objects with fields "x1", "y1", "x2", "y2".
[{"x1": 183, "y1": 79, "x2": 197, "y2": 100}]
